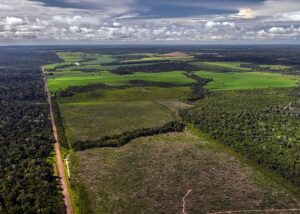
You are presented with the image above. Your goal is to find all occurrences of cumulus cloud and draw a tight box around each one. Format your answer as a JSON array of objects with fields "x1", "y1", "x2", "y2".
[{"x1": 0, "y1": 0, "x2": 299, "y2": 43}]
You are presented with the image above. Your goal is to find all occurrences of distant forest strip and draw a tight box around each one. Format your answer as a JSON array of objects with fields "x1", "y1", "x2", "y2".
[
  {"x1": 0, "y1": 48, "x2": 65, "y2": 213},
  {"x1": 57, "y1": 81, "x2": 192, "y2": 97},
  {"x1": 72, "y1": 121, "x2": 185, "y2": 151},
  {"x1": 181, "y1": 88, "x2": 300, "y2": 186},
  {"x1": 110, "y1": 61, "x2": 198, "y2": 75}
]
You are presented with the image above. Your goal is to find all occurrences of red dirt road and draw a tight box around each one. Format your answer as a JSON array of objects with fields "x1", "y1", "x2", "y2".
[{"x1": 42, "y1": 67, "x2": 73, "y2": 214}]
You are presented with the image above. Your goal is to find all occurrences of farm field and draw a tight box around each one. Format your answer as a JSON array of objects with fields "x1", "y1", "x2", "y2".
[
  {"x1": 59, "y1": 86, "x2": 191, "y2": 143},
  {"x1": 196, "y1": 71, "x2": 300, "y2": 91},
  {"x1": 47, "y1": 70, "x2": 194, "y2": 91},
  {"x1": 73, "y1": 131, "x2": 300, "y2": 213},
  {"x1": 191, "y1": 61, "x2": 252, "y2": 71}
]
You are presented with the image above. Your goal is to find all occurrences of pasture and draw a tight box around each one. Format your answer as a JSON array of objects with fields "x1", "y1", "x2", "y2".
[
  {"x1": 59, "y1": 86, "x2": 191, "y2": 142},
  {"x1": 60, "y1": 101, "x2": 173, "y2": 142},
  {"x1": 196, "y1": 71, "x2": 299, "y2": 91},
  {"x1": 47, "y1": 70, "x2": 194, "y2": 91},
  {"x1": 191, "y1": 61, "x2": 252, "y2": 71}
]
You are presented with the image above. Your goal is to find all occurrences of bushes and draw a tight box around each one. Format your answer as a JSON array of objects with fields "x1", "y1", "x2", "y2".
[{"x1": 72, "y1": 121, "x2": 185, "y2": 151}]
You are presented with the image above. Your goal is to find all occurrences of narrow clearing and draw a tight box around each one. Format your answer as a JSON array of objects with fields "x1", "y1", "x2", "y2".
[{"x1": 42, "y1": 66, "x2": 73, "y2": 214}]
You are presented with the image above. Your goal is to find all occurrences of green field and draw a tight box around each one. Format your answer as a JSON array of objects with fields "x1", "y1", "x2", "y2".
[
  {"x1": 60, "y1": 86, "x2": 191, "y2": 142},
  {"x1": 196, "y1": 71, "x2": 299, "y2": 91},
  {"x1": 45, "y1": 52, "x2": 115, "y2": 71},
  {"x1": 191, "y1": 61, "x2": 252, "y2": 71},
  {"x1": 60, "y1": 86, "x2": 190, "y2": 104},
  {"x1": 47, "y1": 70, "x2": 194, "y2": 91},
  {"x1": 260, "y1": 64, "x2": 291, "y2": 70},
  {"x1": 73, "y1": 131, "x2": 300, "y2": 213}
]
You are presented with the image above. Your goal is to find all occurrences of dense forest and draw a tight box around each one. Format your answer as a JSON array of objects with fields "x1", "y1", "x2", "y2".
[
  {"x1": 181, "y1": 88, "x2": 300, "y2": 186},
  {"x1": 0, "y1": 47, "x2": 65, "y2": 213}
]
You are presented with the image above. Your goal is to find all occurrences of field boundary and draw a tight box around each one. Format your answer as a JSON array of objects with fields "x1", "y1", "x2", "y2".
[{"x1": 72, "y1": 121, "x2": 185, "y2": 151}]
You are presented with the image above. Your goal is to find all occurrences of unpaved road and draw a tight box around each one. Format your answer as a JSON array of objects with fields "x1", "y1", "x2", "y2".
[
  {"x1": 182, "y1": 189, "x2": 192, "y2": 214},
  {"x1": 42, "y1": 67, "x2": 72, "y2": 214}
]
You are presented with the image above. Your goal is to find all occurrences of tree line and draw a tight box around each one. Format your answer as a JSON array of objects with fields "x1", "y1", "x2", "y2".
[{"x1": 72, "y1": 121, "x2": 185, "y2": 151}]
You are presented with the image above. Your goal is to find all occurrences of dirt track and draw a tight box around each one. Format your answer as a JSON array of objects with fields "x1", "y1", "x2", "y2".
[{"x1": 42, "y1": 67, "x2": 72, "y2": 214}]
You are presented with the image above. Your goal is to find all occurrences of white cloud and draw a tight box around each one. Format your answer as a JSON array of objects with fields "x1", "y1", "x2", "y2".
[
  {"x1": 0, "y1": 0, "x2": 299, "y2": 43},
  {"x1": 205, "y1": 21, "x2": 236, "y2": 30},
  {"x1": 2, "y1": 17, "x2": 23, "y2": 26}
]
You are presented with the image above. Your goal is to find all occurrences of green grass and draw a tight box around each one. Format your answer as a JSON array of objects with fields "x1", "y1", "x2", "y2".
[
  {"x1": 60, "y1": 86, "x2": 190, "y2": 104},
  {"x1": 74, "y1": 131, "x2": 300, "y2": 213},
  {"x1": 47, "y1": 71, "x2": 194, "y2": 91},
  {"x1": 44, "y1": 52, "x2": 116, "y2": 71},
  {"x1": 59, "y1": 86, "x2": 191, "y2": 142},
  {"x1": 125, "y1": 55, "x2": 193, "y2": 63},
  {"x1": 260, "y1": 64, "x2": 291, "y2": 70},
  {"x1": 195, "y1": 71, "x2": 299, "y2": 91},
  {"x1": 192, "y1": 61, "x2": 252, "y2": 71}
]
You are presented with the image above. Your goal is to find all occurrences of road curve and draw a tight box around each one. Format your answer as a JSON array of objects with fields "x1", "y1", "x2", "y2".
[{"x1": 42, "y1": 66, "x2": 73, "y2": 214}]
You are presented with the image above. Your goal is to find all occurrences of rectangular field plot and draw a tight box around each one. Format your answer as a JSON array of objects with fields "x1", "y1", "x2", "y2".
[
  {"x1": 196, "y1": 71, "x2": 299, "y2": 91},
  {"x1": 60, "y1": 86, "x2": 190, "y2": 104},
  {"x1": 73, "y1": 131, "x2": 300, "y2": 213},
  {"x1": 61, "y1": 101, "x2": 173, "y2": 142},
  {"x1": 47, "y1": 71, "x2": 194, "y2": 91},
  {"x1": 191, "y1": 61, "x2": 252, "y2": 72}
]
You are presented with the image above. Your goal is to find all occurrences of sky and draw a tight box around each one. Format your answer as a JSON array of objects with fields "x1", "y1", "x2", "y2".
[{"x1": 1, "y1": 0, "x2": 300, "y2": 44}]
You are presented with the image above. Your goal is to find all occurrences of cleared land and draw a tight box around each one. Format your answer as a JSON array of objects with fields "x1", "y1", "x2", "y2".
[
  {"x1": 74, "y1": 131, "x2": 300, "y2": 213},
  {"x1": 60, "y1": 87, "x2": 190, "y2": 143},
  {"x1": 196, "y1": 71, "x2": 299, "y2": 91},
  {"x1": 45, "y1": 51, "x2": 300, "y2": 213},
  {"x1": 61, "y1": 101, "x2": 173, "y2": 142}
]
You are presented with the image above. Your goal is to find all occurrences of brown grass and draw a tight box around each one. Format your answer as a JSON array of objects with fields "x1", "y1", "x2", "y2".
[{"x1": 74, "y1": 131, "x2": 300, "y2": 213}]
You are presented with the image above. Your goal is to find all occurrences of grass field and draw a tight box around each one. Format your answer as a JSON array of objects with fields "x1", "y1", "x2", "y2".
[
  {"x1": 47, "y1": 70, "x2": 194, "y2": 91},
  {"x1": 60, "y1": 86, "x2": 190, "y2": 104},
  {"x1": 59, "y1": 86, "x2": 190, "y2": 142},
  {"x1": 74, "y1": 131, "x2": 300, "y2": 213},
  {"x1": 260, "y1": 64, "x2": 291, "y2": 70},
  {"x1": 44, "y1": 52, "x2": 116, "y2": 71},
  {"x1": 124, "y1": 53, "x2": 193, "y2": 63},
  {"x1": 60, "y1": 101, "x2": 173, "y2": 142},
  {"x1": 196, "y1": 71, "x2": 299, "y2": 91},
  {"x1": 191, "y1": 61, "x2": 252, "y2": 71}
]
